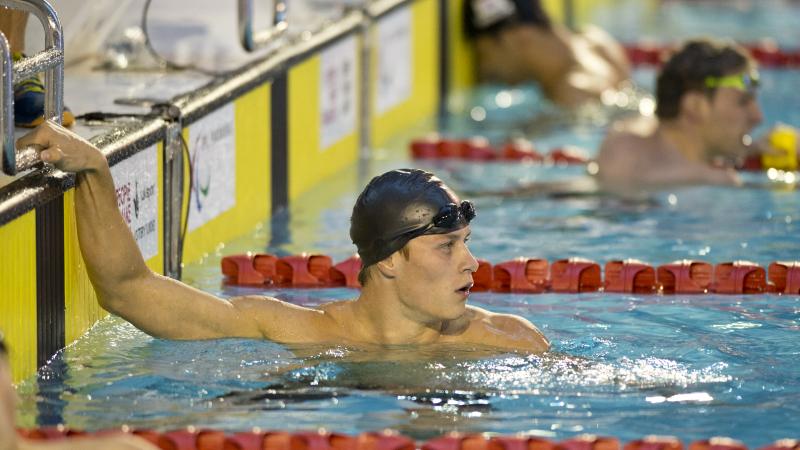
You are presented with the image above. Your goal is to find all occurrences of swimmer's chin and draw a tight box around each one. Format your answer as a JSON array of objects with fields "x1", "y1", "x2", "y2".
[{"x1": 440, "y1": 309, "x2": 473, "y2": 335}]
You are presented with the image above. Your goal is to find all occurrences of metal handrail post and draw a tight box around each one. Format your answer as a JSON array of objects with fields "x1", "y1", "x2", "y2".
[
  {"x1": 238, "y1": 0, "x2": 288, "y2": 52},
  {"x1": 0, "y1": 0, "x2": 64, "y2": 175},
  {"x1": 163, "y1": 122, "x2": 184, "y2": 279},
  {"x1": 0, "y1": 31, "x2": 14, "y2": 175}
]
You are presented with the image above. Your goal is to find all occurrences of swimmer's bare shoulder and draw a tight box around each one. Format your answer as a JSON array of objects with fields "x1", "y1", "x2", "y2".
[
  {"x1": 596, "y1": 116, "x2": 659, "y2": 186},
  {"x1": 229, "y1": 295, "x2": 342, "y2": 343},
  {"x1": 441, "y1": 305, "x2": 550, "y2": 353},
  {"x1": 604, "y1": 115, "x2": 658, "y2": 146}
]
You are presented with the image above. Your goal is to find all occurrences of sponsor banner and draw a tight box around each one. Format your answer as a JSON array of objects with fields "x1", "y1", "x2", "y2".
[
  {"x1": 111, "y1": 146, "x2": 159, "y2": 260},
  {"x1": 319, "y1": 35, "x2": 357, "y2": 150},
  {"x1": 375, "y1": 7, "x2": 412, "y2": 114},
  {"x1": 187, "y1": 103, "x2": 237, "y2": 231}
]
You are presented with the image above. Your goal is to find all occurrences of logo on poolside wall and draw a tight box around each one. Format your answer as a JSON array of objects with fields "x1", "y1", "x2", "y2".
[
  {"x1": 375, "y1": 6, "x2": 412, "y2": 114},
  {"x1": 111, "y1": 146, "x2": 159, "y2": 260},
  {"x1": 319, "y1": 35, "x2": 357, "y2": 151},
  {"x1": 187, "y1": 103, "x2": 236, "y2": 232}
]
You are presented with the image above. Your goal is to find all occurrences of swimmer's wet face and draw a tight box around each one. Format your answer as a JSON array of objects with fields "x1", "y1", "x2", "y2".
[
  {"x1": 392, "y1": 225, "x2": 479, "y2": 322},
  {"x1": 351, "y1": 169, "x2": 477, "y2": 286},
  {"x1": 704, "y1": 69, "x2": 764, "y2": 160}
]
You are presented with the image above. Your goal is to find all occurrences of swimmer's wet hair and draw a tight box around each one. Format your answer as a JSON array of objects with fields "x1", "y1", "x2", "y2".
[{"x1": 656, "y1": 38, "x2": 754, "y2": 120}]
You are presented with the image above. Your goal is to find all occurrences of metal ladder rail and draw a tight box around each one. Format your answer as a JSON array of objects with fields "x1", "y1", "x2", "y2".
[
  {"x1": 0, "y1": 0, "x2": 64, "y2": 175},
  {"x1": 238, "y1": 0, "x2": 288, "y2": 52},
  {"x1": 0, "y1": 31, "x2": 13, "y2": 174}
]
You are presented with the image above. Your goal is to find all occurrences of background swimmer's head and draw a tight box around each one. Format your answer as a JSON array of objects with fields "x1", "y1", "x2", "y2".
[
  {"x1": 350, "y1": 169, "x2": 475, "y2": 285},
  {"x1": 464, "y1": 0, "x2": 552, "y2": 39},
  {"x1": 656, "y1": 38, "x2": 755, "y2": 120}
]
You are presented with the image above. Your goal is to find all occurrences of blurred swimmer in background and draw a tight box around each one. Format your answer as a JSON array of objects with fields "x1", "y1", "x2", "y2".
[
  {"x1": 463, "y1": 0, "x2": 631, "y2": 108},
  {"x1": 457, "y1": 38, "x2": 797, "y2": 198},
  {"x1": 595, "y1": 38, "x2": 797, "y2": 194}
]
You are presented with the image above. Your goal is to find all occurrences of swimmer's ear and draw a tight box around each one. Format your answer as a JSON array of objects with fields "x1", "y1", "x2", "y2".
[
  {"x1": 681, "y1": 91, "x2": 711, "y2": 120},
  {"x1": 375, "y1": 254, "x2": 398, "y2": 279}
]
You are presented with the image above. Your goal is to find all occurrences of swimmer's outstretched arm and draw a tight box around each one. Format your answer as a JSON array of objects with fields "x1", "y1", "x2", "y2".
[{"x1": 16, "y1": 121, "x2": 315, "y2": 341}]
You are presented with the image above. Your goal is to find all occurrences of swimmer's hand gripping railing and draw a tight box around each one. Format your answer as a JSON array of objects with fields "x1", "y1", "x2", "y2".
[
  {"x1": 238, "y1": 0, "x2": 288, "y2": 52},
  {"x1": 0, "y1": 0, "x2": 64, "y2": 176}
]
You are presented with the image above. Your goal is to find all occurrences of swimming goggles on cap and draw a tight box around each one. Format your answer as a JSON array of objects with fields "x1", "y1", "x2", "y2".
[
  {"x1": 704, "y1": 69, "x2": 760, "y2": 94},
  {"x1": 400, "y1": 200, "x2": 476, "y2": 242},
  {"x1": 428, "y1": 200, "x2": 476, "y2": 232},
  {"x1": 375, "y1": 200, "x2": 476, "y2": 263}
]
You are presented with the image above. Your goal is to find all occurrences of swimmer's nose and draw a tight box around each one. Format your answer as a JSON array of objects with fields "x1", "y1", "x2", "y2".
[{"x1": 462, "y1": 247, "x2": 479, "y2": 274}]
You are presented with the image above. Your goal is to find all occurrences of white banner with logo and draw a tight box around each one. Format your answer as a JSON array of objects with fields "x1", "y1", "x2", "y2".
[
  {"x1": 111, "y1": 146, "x2": 159, "y2": 260},
  {"x1": 187, "y1": 103, "x2": 236, "y2": 231},
  {"x1": 320, "y1": 35, "x2": 357, "y2": 150},
  {"x1": 375, "y1": 7, "x2": 412, "y2": 114}
]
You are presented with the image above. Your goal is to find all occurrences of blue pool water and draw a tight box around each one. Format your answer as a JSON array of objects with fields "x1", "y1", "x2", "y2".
[
  {"x1": 16, "y1": 22, "x2": 800, "y2": 450},
  {"x1": 590, "y1": 0, "x2": 800, "y2": 49},
  {"x1": 17, "y1": 286, "x2": 800, "y2": 443}
]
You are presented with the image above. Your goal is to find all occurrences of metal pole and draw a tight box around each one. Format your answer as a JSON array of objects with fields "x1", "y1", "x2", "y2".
[
  {"x1": 238, "y1": 0, "x2": 289, "y2": 52},
  {"x1": 0, "y1": 0, "x2": 64, "y2": 175},
  {"x1": 1, "y1": 0, "x2": 63, "y2": 124},
  {"x1": 0, "y1": 32, "x2": 14, "y2": 175},
  {"x1": 163, "y1": 123, "x2": 184, "y2": 279}
]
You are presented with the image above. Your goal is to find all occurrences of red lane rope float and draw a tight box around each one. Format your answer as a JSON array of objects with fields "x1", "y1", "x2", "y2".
[
  {"x1": 492, "y1": 258, "x2": 549, "y2": 293},
  {"x1": 222, "y1": 253, "x2": 362, "y2": 288},
  {"x1": 604, "y1": 259, "x2": 657, "y2": 294},
  {"x1": 714, "y1": 261, "x2": 768, "y2": 295},
  {"x1": 689, "y1": 437, "x2": 749, "y2": 450},
  {"x1": 623, "y1": 41, "x2": 800, "y2": 68},
  {"x1": 760, "y1": 440, "x2": 800, "y2": 450},
  {"x1": 657, "y1": 260, "x2": 713, "y2": 294},
  {"x1": 16, "y1": 428, "x2": 799, "y2": 450},
  {"x1": 624, "y1": 436, "x2": 683, "y2": 450},
  {"x1": 551, "y1": 257, "x2": 603, "y2": 293},
  {"x1": 769, "y1": 261, "x2": 800, "y2": 294},
  {"x1": 221, "y1": 253, "x2": 800, "y2": 295},
  {"x1": 410, "y1": 136, "x2": 591, "y2": 165}
]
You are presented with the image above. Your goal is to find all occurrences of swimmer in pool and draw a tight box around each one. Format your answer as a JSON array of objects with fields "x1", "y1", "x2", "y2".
[
  {"x1": 463, "y1": 0, "x2": 631, "y2": 108},
  {"x1": 0, "y1": 333, "x2": 158, "y2": 449},
  {"x1": 15, "y1": 123, "x2": 549, "y2": 353},
  {"x1": 595, "y1": 38, "x2": 778, "y2": 195},
  {"x1": 464, "y1": 38, "x2": 796, "y2": 199}
]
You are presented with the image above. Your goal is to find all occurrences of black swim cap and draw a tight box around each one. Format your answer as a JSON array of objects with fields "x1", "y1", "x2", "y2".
[{"x1": 351, "y1": 169, "x2": 475, "y2": 270}]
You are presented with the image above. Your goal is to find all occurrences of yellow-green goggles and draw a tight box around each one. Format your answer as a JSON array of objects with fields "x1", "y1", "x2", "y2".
[{"x1": 704, "y1": 70, "x2": 760, "y2": 94}]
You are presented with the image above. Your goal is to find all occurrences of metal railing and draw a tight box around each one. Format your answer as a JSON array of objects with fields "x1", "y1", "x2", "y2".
[
  {"x1": 0, "y1": 32, "x2": 13, "y2": 175},
  {"x1": 0, "y1": 0, "x2": 64, "y2": 175},
  {"x1": 238, "y1": 0, "x2": 288, "y2": 52}
]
